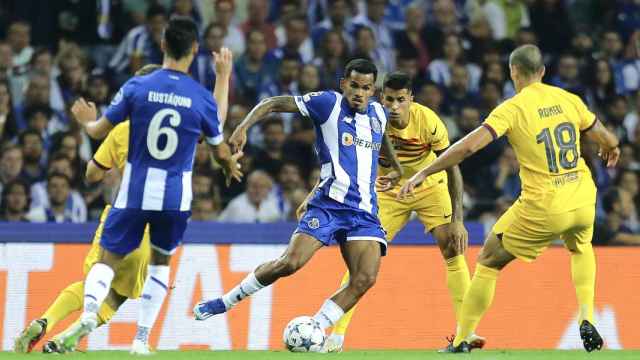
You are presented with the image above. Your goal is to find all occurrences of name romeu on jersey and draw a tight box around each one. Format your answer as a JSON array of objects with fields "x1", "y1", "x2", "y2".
[
  {"x1": 104, "y1": 69, "x2": 223, "y2": 211},
  {"x1": 294, "y1": 91, "x2": 388, "y2": 215}
]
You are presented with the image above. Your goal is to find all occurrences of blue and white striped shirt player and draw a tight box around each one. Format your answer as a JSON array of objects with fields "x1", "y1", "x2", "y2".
[
  {"x1": 294, "y1": 90, "x2": 387, "y2": 215},
  {"x1": 104, "y1": 68, "x2": 223, "y2": 211}
]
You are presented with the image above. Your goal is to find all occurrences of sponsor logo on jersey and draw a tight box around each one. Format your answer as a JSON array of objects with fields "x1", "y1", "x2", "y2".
[
  {"x1": 343, "y1": 116, "x2": 353, "y2": 123},
  {"x1": 342, "y1": 133, "x2": 354, "y2": 146}
]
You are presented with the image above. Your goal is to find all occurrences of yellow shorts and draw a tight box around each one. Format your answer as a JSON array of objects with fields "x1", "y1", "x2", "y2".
[
  {"x1": 492, "y1": 200, "x2": 595, "y2": 262},
  {"x1": 83, "y1": 205, "x2": 151, "y2": 299},
  {"x1": 378, "y1": 182, "x2": 452, "y2": 241}
]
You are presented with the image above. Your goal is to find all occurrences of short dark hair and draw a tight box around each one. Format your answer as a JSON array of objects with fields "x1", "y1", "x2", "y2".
[
  {"x1": 135, "y1": 64, "x2": 162, "y2": 76},
  {"x1": 146, "y1": 4, "x2": 167, "y2": 20},
  {"x1": 344, "y1": 58, "x2": 378, "y2": 81},
  {"x1": 24, "y1": 104, "x2": 52, "y2": 121},
  {"x1": 163, "y1": 16, "x2": 198, "y2": 60},
  {"x1": 48, "y1": 152, "x2": 71, "y2": 166},
  {"x1": 262, "y1": 116, "x2": 284, "y2": 131},
  {"x1": 47, "y1": 172, "x2": 71, "y2": 188},
  {"x1": 509, "y1": 44, "x2": 544, "y2": 77},
  {"x1": 383, "y1": 72, "x2": 412, "y2": 92}
]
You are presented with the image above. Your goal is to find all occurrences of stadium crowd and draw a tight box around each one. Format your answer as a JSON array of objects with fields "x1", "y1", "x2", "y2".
[{"x1": 0, "y1": 0, "x2": 639, "y2": 245}]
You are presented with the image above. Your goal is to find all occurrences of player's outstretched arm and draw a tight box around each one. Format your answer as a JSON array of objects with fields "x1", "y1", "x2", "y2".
[
  {"x1": 228, "y1": 96, "x2": 300, "y2": 153},
  {"x1": 212, "y1": 47, "x2": 232, "y2": 126},
  {"x1": 376, "y1": 133, "x2": 404, "y2": 192},
  {"x1": 583, "y1": 119, "x2": 620, "y2": 168},
  {"x1": 71, "y1": 98, "x2": 114, "y2": 139},
  {"x1": 398, "y1": 126, "x2": 494, "y2": 198}
]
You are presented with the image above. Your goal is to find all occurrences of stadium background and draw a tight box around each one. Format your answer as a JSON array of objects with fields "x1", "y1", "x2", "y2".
[{"x1": 0, "y1": 0, "x2": 640, "y2": 351}]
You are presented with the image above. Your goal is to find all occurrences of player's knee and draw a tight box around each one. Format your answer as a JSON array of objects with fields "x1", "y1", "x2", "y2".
[{"x1": 349, "y1": 272, "x2": 377, "y2": 295}]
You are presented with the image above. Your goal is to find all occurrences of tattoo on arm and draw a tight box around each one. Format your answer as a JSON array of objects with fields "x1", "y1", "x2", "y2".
[{"x1": 238, "y1": 96, "x2": 300, "y2": 130}]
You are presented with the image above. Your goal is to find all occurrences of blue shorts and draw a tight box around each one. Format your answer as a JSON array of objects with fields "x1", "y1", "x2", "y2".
[
  {"x1": 295, "y1": 193, "x2": 387, "y2": 256},
  {"x1": 100, "y1": 208, "x2": 191, "y2": 255}
]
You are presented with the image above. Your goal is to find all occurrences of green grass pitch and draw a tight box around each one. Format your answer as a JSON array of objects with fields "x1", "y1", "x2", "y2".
[{"x1": 0, "y1": 350, "x2": 639, "y2": 359}]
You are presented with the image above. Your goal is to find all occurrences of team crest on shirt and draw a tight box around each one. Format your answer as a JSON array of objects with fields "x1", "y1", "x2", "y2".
[
  {"x1": 111, "y1": 88, "x2": 123, "y2": 105},
  {"x1": 342, "y1": 133, "x2": 354, "y2": 146},
  {"x1": 343, "y1": 116, "x2": 353, "y2": 123},
  {"x1": 308, "y1": 217, "x2": 320, "y2": 229},
  {"x1": 370, "y1": 117, "x2": 382, "y2": 134}
]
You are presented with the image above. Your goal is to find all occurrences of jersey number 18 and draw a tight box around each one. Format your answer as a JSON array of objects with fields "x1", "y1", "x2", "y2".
[{"x1": 536, "y1": 122, "x2": 578, "y2": 173}]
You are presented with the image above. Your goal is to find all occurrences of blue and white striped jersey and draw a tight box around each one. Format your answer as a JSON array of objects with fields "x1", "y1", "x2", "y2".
[
  {"x1": 294, "y1": 91, "x2": 387, "y2": 215},
  {"x1": 104, "y1": 69, "x2": 223, "y2": 211}
]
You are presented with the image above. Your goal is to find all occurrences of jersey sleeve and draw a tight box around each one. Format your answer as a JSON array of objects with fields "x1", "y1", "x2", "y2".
[
  {"x1": 483, "y1": 101, "x2": 517, "y2": 139},
  {"x1": 201, "y1": 93, "x2": 223, "y2": 146},
  {"x1": 294, "y1": 91, "x2": 336, "y2": 125},
  {"x1": 428, "y1": 113, "x2": 450, "y2": 152},
  {"x1": 104, "y1": 79, "x2": 136, "y2": 125},
  {"x1": 573, "y1": 94, "x2": 597, "y2": 131},
  {"x1": 92, "y1": 125, "x2": 120, "y2": 170}
]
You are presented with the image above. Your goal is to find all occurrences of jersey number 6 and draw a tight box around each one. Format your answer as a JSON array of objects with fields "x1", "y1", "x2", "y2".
[
  {"x1": 536, "y1": 122, "x2": 578, "y2": 173},
  {"x1": 147, "y1": 108, "x2": 181, "y2": 160}
]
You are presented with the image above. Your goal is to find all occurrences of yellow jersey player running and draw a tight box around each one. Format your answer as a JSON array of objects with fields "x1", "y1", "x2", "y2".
[
  {"x1": 400, "y1": 44, "x2": 620, "y2": 353},
  {"x1": 322, "y1": 72, "x2": 484, "y2": 352}
]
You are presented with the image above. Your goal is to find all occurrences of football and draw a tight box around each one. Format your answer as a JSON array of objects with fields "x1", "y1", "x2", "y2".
[{"x1": 282, "y1": 316, "x2": 326, "y2": 352}]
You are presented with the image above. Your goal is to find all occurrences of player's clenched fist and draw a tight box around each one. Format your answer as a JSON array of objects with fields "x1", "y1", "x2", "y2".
[
  {"x1": 71, "y1": 98, "x2": 97, "y2": 127},
  {"x1": 397, "y1": 170, "x2": 427, "y2": 199}
]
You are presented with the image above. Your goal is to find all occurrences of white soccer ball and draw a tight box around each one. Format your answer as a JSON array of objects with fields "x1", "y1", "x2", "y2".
[{"x1": 283, "y1": 316, "x2": 326, "y2": 352}]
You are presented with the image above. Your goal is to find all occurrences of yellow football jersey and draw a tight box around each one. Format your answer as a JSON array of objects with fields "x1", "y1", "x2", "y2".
[
  {"x1": 483, "y1": 82, "x2": 597, "y2": 213},
  {"x1": 92, "y1": 121, "x2": 129, "y2": 172},
  {"x1": 379, "y1": 102, "x2": 450, "y2": 193}
]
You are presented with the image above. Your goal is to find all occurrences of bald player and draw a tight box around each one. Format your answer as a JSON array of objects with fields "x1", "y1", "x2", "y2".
[{"x1": 400, "y1": 44, "x2": 619, "y2": 353}]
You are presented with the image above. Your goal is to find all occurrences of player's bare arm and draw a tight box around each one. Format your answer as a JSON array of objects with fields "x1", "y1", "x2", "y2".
[
  {"x1": 376, "y1": 133, "x2": 403, "y2": 192},
  {"x1": 71, "y1": 98, "x2": 114, "y2": 139},
  {"x1": 399, "y1": 126, "x2": 494, "y2": 199},
  {"x1": 583, "y1": 119, "x2": 620, "y2": 167},
  {"x1": 211, "y1": 142, "x2": 243, "y2": 185},
  {"x1": 212, "y1": 47, "x2": 232, "y2": 125},
  {"x1": 435, "y1": 148, "x2": 468, "y2": 252},
  {"x1": 228, "y1": 96, "x2": 300, "y2": 153}
]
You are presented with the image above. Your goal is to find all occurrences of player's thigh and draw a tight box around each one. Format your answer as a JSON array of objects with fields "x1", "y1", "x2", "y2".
[
  {"x1": 415, "y1": 185, "x2": 453, "y2": 234},
  {"x1": 100, "y1": 207, "x2": 146, "y2": 257},
  {"x1": 146, "y1": 210, "x2": 190, "y2": 259},
  {"x1": 339, "y1": 239, "x2": 382, "y2": 286},
  {"x1": 492, "y1": 201, "x2": 555, "y2": 263},
  {"x1": 111, "y1": 226, "x2": 151, "y2": 299},
  {"x1": 377, "y1": 191, "x2": 411, "y2": 241},
  {"x1": 560, "y1": 205, "x2": 596, "y2": 254},
  {"x1": 278, "y1": 232, "x2": 325, "y2": 268}
]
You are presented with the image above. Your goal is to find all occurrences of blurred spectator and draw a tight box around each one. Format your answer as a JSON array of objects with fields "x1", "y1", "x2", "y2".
[
  {"x1": 85, "y1": 69, "x2": 111, "y2": 116},
  {"x1": 464, "y1": 12, "x2": 494, "y2": 66},
  {"x1": 594, "y1": 188, "x2": 640, "y2": 245},
  {"x1": 351, "y1": 0, "x2": 394, "y2": 52},
  {"x1": 622, "y1": 31, "x2": 640, "y2": 93},
  {"x1": 254, "y1": 117, "x2": 287, "y2": 176},
  {"x1": 491, "y1": 146, "x2": 521, "y2": 200},
  {"x1": 235, "y1": 29, "x2": 270, "y2": 105},
  {"x1": 482, "y1": 0, "x2": 530, "y2": 41},
  {"x1": 443, "y1": 63, "x2": 477, "y2": 116},
  {"x1": 393, "y1": 4, "x2": 429, "y2": 71},
  {"x1": 18, "y1": 129, "x2": 45, "y2": 184},
  {"x1": 191, "y1": 23, "x2": 223, "y2": 91},
  {"x1": 550, "y1": 53, "x2": 584, "y2": 97},
  {"x1": 6, "y1": 20, "x2": 33, "y2": 74},
  {"x1": 214, "y1": 0, "x2": 245, "y2": 56},
  {"x1": 14, "y1": 73, "x2": 69, "y2": 136},
  {"x1": 218, "y1": 170, "x2": 283, "y2": 222},
  {"x1": 56, "y1": 48, "x2": 88, "y2": 107},
  {"x1": 352, "y1": 26, "x2": 394, "y2": 79},
  {"x1": 428, "y1": 34, "x2": 481, "y2": 92},
  {"x1": 477, "y1": 80, "x2": 503, "y2": 117},
  {"x1": 584, "y1": 58, "x2": 618, "y2": 112},
  {"x1": 616, "y1": 169, "x2": 640, "y2": 232},
  {"x1": 0, "y1": 41, "x2": 13, "y2": 84},
  {"x1": 482, "y1": 60, "x2": 515, "y2": 99},
  {"x1": 599, "y1": 30, "x2": 626, "y2": 95},
  {"x1": 313, "y1": 30, "x2": 350, "y2": 90},
  {"x1": 191, "y1": 196, "x2": 219, "y2": 221},
  {"x1": 50, "y1": 131, "x2": 88, "y2": 179},
  {"x1": 171, "y1": 0, "x2": 202, "y2": 29},
  {"x1": 44, "y1": 172, "x2": 86, "y2": 223},
  {"x1": 0, "y1": 179, "x2": 44, "y2": 222},
  {"x1": 0, "y1": 144, "x2": 24, "y2": 196},
  {"x1": 606, "y1": 95, "x2": 630, "y2": 141},
  {"x1": 269, "y1": 14, "x2": 314, "y2": 65},
  {"x1": 242, "y1": 0, "x2": 278, "y2": 49},
  {"x1": 30, "y1": 152, "x2": 83, "y2": 213},
  {"x1": 193, "y1": 142, "x2": 216, "y2": 175},
  {"x1": 0, "y1": 79, "x2": 16, "y2": 141},
  {"x1": 108, "y1": 5, "x2": 167, "y2": 79},
  {"x1": 30, "y1": 48, "x2": 65, "y2": 113},
  {"x1": 258, "y1": 54, "x2": 301, "y2": 103},
  {"x1": 624, "y1": 90, "x2": 640, "y2": 141},
  {"x1": 273, "y1": 162, "x2": 305, "y2": 220},
  {"x1": 529, "y1": 0, "x2": 572, "y2": 56},
  {"x1": 571, "y1": 31, "x2": 595, "y2": 71},
  {"x1": 415, "y1": 82, "x2": 446, "y2": 116},
  {"x1": 423, "y1": 0, "x2": 461, "y2": 57},
  {"x1": 311, "y1": 0, "x2": 354, "y2": 50},
  {"x1": 299, "y1": 64, "x2": 322, "y2": 94}
]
